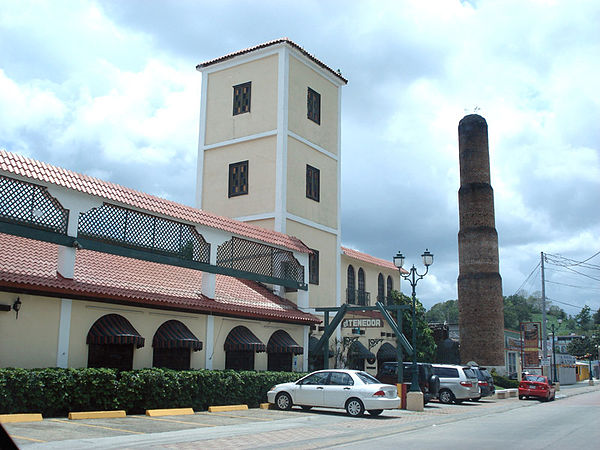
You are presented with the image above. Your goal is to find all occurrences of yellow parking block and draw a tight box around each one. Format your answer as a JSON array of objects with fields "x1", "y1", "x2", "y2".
[
  {"x1": 68, "y1": 410, "x2": 126, "y2": 420},
  {"x1": 208, "y1": 404, "x2": 248, "y2": 412},
  {"x1": 259, "y1": 403, "x2": 273, "y2": 410},
  {"x1": 146, "y1": 408, "x2": 194, "y2": 417},
  {"x1": 0, "y1": 413, "x2": 43, "y2": 423}
]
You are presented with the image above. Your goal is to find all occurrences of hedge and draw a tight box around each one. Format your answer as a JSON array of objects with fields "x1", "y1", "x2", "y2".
[
  {"x1": 0, "y1": 368, "x2": 307, "y2": 417},
  {"x1": 490, "y1": 370, "x2": 519, "y2": 389}
]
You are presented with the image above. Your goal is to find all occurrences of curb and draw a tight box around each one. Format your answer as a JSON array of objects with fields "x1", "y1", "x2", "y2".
[
  {"x1": 146, "y1": 408, "x2": 194, "y2": 417},
  {"x1": 0, "y1": 413, "x2": 43, "y2": 423},
  {"x1": 68, "y1": 410, "x2": 126, "y2": 420},
  {"x1": 208, "y1": 405, "x2": 248, "y2": 412}
]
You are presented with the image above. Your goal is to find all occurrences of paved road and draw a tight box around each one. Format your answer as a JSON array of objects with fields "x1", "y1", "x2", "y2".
[{"x1": 7, "y1": 381, "x2": 599, "y2": 449}]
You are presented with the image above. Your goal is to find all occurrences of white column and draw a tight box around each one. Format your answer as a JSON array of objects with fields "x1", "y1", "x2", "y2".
[
  {"x1": 205, "y1": 315, "x2": 214, "y2": 369},
  {"x1": 303, "y1": 325, "x2": 309, "y2": 372},
  {"x1": 56, "y1": 299, "x2": 72, "y2": 368}
]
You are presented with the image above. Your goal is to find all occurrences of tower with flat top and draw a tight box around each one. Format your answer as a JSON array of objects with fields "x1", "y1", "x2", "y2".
[{"x1": 457, "y1": 114, "x2": 504, "y2": 367}]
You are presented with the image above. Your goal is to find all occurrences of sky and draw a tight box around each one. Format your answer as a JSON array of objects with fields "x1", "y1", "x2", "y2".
[{"x1": 1, "y1": 0, "x2": 599, "y2": 316}]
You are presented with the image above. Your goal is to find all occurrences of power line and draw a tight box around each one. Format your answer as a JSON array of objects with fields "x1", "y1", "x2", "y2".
[
  {"x1": 514, "y1": 261, "x2": 541, "y2": 295},
  {"x1": 546, "y1": 296, "x2": 599, "y2": 314},
  {"x1": 546, "y1": 279, "x2": 600, "y2": 291}
]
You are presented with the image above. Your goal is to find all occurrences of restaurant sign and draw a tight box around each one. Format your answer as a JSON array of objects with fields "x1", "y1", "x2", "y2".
[{"x1": 341, "y1": 318, "x2": 383, "y2": 328}]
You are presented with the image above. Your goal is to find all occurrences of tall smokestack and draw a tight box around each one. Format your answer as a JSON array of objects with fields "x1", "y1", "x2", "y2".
[{"x1": 457, "y1": 114, "x2": 504, "y2": 367}]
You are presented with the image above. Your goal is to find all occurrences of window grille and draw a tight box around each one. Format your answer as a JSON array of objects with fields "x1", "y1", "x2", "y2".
[
  {"x1": 307, "y1": 87, "x2": 321, "y2": 124},
  {"x1": 229, "y1": 161, "x2": 248, "y2": 197},
  {"x1": 233, "y1": 82, "x2": 251, "y2": 115},
  {"x1": 309, "y1": 249, "x2": 319, "y2": 285},
  {"x1": 306, "y1": 165, "x2": 320, "y2": 202}
]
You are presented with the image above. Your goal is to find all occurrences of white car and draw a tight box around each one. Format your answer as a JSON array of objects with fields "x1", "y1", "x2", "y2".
[{"x1": 267, "y1": 369, "x2": 400, "y2": 417}]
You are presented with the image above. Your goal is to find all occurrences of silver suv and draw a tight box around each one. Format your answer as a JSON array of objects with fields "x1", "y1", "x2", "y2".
[{"x1": 432, "y1": 364, "x2": 481, "y2": 404}]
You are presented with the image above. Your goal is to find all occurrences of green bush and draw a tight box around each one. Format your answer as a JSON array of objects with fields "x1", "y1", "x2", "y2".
[
  {"x1": 0, "y1": 368, "x2": 306, "y2": 417},
  {"x1": 490, "y1": 370, "x2": 519, "y2": 389}
]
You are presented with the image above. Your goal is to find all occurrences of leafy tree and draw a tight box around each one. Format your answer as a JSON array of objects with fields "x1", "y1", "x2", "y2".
[
  {"x1": 566, "y1": 334, "x2": 600, "y2": 358},
  {"x1": 503, "y1": 294, "x2": 533, "y2": 329},
  {"x1": 594, "y1": 308, "x2": 600, "y2": 326},
  {"x1": 575, "y1": 305, "x2": 592, "y2": 331},
  {"x1": 424, "y1": 299, "x2": 458, "y2": 323},
  {"x1": 548, "y1": 305, "x2": 567, "y2": 320},
  {"x1": 389, "y1": 290, "x2": 436, "y2": 362}
]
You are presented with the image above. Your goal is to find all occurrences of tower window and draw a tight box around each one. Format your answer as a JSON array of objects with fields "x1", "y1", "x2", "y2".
[
  {"x1": 306, "y1": 165, "x2": 320, "y2": 202},
  {"x1": 309, "y1": 249, "x2": 319, "y2": 285},
  {"x1": 307, "y1": 87, "x2": 321, "y2": 124},
  {"x1": 229, "y1": 161, "x2": 248, "y2": 197},
  {"x1": 233, "y1": 82, "x2": 251, "y2": 115}
]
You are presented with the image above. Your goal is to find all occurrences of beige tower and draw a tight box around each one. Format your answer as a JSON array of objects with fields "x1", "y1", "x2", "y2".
[{"x1": 195, "y1": 39, "x2": 347, "y2": 311}]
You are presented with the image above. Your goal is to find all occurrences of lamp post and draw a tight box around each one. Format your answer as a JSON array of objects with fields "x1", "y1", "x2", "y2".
[
  {"x1": 590, "y1": 335, "x2": 596, "y2": 382},
  {"x1": 394, "y1": 249, "x2": 433, "y2": 393}
]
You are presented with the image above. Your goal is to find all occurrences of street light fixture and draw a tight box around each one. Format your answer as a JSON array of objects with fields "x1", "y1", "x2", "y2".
[
  {"x1": 550, "y1": 319, "x2": 561, "y2": 383},
  {"x1": 394, "y1": 249, "x2": 433, "y2": 393}
]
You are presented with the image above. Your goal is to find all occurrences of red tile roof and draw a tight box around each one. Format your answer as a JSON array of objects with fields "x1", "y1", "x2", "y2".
[
  {"x1": 0, "y1": 233, "x2": 319, "y2": 325},
  {"x1": 197, "y1": 38, "x2": 348, "y2": 85},
  {"x1": 341, "y1": 246, "x2": 408, "y2": 273},
  {"x1": 0, "y1": 149, "x2": 310, "y2": 255}
]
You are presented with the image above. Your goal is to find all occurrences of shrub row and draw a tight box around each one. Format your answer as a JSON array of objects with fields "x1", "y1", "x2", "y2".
[
  {"x1": 0, "y1": 368, "x2": 306, "y2": 417},
  {"x1": 490, "y1": 371, "x2": 519, "y2": 389}
]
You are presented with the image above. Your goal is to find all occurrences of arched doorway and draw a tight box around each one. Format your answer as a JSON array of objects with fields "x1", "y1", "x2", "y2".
[
  {"x1": 224, "y1": 326, "x2": 266, "y2": 370},
  {"x1": 152, "y1": 320, "x2": 203, "y2": 370},
  {"x1": 87, "y1": 314, "x2": 145, "y2": 370},
  {"x1": 267, "y1": 330, "x2": 303, "y2": 371}
]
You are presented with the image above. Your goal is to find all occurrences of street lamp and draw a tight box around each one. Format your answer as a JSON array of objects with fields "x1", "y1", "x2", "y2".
[
  {"x1": 550, "y1": 319, "x2": 561, "y2": 383},
  {"x1": 394, "y1": 249, "x2": 433, "y2": 393}
]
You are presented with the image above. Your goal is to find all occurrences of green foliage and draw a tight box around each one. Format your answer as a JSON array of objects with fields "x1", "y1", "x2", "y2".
[
  {"x1": 0, "y1": 368, "x2": 306, "y2": 417},
  {"x1": 566, "y1": 334, "x2": 600, "y2": 359},
  {"x1": 575, "y1": 305, "x2": 592, "y2": 331},
  {"x1": 424, "y1": 299, "x2": 458, "y2": 323},
  {"x1": 389, "y1": 290, "x2": 436, "y2": 362},
  {"x1": 490, "y1": 369, "x2": 519, "y2": 389},
  {"x1": 503, "y1": 294, "x2": 534, "y2": 329}
]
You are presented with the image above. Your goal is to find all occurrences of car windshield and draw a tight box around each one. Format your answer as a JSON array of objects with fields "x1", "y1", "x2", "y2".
[
  {"x1": 525, "y1": 375, "x2": 546, "y2": 383},
  {"x1": 463, "y1": 368, "x2": 476, "y2": 378},
  {"x1": 356, "y1": 371, "x2": 380, "y2": 384}
]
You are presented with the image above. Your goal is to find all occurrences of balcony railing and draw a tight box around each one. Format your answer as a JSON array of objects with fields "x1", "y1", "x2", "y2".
[
  {"x1": 376, "y1": 294, "x2": 395, "y2": 305},
  {"x1": 347, "y1": 289, "x2": 370, "y2": 306}
]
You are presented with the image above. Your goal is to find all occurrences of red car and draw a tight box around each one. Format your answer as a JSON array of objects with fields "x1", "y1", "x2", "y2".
[{"x1": 518, "y1": 375, "x2": 556, "y2": 401}]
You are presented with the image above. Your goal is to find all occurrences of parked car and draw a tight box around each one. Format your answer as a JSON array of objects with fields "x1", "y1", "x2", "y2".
[
  {"x1": 432, "y1": 364, "x2": 481, "y2": 404},
  {"x1": 470, "y1": 366, "x2": 495, "y2": 398},
  {"x1": 375, "y1": 361, "x2": 440, "y2": 404},
  {"x1": 267, "y1": 369, "x2": 400, "y2": 417},
  {"x1": 519, "y1": 375, "x2": 556, "y2": 401}
]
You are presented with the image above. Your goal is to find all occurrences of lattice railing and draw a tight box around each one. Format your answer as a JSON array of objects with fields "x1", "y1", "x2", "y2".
[
  {"x1": 0, "y1": 175, "x2": 69, "y2": 234},
  {"x1": 78, "y1": 203, "x2": 210, "y2": 263},
  {"x1": 217, "y1": 237, "x2": 305, "y2": 286}
]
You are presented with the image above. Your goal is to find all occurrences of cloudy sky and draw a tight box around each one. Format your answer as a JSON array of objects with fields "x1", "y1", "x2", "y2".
[{"x1": 1, "y1": 0, "x2": 598, "y2": 315}]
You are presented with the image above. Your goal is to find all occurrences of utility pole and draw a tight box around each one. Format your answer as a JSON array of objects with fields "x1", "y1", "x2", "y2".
[{"x1": 541, "y1": 252, "x2": 547, "y2": 369}]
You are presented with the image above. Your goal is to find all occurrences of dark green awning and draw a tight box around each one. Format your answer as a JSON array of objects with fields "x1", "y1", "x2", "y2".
[
  {"x1": 267, "y1": 330, "x2": 303, "y2": 354},
  {"x1": 86, "y1": 314, "x2": 145, "y2": 348},
  {"x1": 348, "y1": 340, "x2": 375, "y2": 360},
  {"x1": 152, "y1": 320, "x2": 202, "y2": 351},
  {"x1": 377, "y1": 342, "x2": 397, "y2": 360},
  {"x1": 224, "y1": 326, "x2": 266, "y2": 353}
]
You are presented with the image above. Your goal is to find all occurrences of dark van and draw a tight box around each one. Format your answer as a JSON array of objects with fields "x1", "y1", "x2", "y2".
[{"x1": 375, "y1": 361, "x2": 440, "y2": 404}]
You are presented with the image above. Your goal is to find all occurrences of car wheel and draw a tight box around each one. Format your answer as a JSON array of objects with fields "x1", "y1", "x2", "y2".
[
  {"x1": 368, "y1": 409, "x2": 383, "y2": 416},
  {"x1": 519, "y1": 395, "x2": 524, "y2": 400},
  {"x1": 438, "y1": 389, "x2": 454, "y2": 404},
  {"x1": 345, "y1": 398, "x2": 365, "y2": 417},
  {"x1": 275, "y1": 392, "x2": 293, "y2": 410},
  {"x1": 300, "y1": 405, "x2": 312, "y2": 411}
]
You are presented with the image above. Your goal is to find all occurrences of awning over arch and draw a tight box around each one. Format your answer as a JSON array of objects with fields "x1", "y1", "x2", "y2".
[
  {"x1": 86, "y1": 314, "x2": 145, "y2": 348},
  {"x1": 308, "y1": 336, "x2": 334, "y2": 358},
  {"x1": 224, "y1": 326, "x2": 266, "y2": 353},
  {"x1": 267, "y1": 330, "x2": 303, "y2": 354},
  {"x1": 152, "y1": 320, "x2": 203, "y2": 351},
  {"x1": 377, "y1": 342, "x2": 397, "y2": 360},
  {"x1": 348, "y1": 340, "x2": 375, "y2": 360}
]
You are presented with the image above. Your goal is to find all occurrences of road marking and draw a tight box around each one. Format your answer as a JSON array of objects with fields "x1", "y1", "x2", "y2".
[
  {"x1": 9, "y1": 434, "x2": 46, "y2": 443},
  {"x1": 143, "y1": 416, "x2": 215, "y2": 427},
  {"x1": 197, "y1": 412, "x2": 275, "y2": 421},
  {"x1": 49, "y1": 419, "x2": 144, "y2": 434}
]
